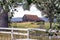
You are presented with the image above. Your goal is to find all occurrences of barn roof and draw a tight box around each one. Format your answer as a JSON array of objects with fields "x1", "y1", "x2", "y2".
[{"x1": 23, "y1": 14, "x2": 40, "y2": 21}]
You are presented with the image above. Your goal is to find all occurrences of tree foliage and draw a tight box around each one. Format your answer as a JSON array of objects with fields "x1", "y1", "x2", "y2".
[
  {"x1": 32, "y1": 0, "x2": 60, "y2": 28},
  {"x1": 0, "y1": 0, "x2": 23, "y2": 22}
]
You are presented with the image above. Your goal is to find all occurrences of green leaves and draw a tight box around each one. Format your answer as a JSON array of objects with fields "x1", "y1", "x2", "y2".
[
  {"x1": 23, "y1": 3, "x2": 30, "y2": 10},
  {"x1": 27, "y1": 0, "x2": 32, "y2": 5},
  {"x1": 9, "y1": 0, "x2": 15, "y2": 3},
  {"x1": 22, "y1": 0, "x2": 31, "y2": 10},
  {"x1": 49, "y1": 32, "x2": 53, "y2": 36},
  {"x1": 2, "y1": 0, "x2": 7, "y2": 4},
  {"x1": 34, "y1": 0, "x2": 60, "y2": 29}
]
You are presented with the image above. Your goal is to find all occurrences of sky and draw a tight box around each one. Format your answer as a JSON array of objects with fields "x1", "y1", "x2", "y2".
[{"x1": 13, "y1": 4, "x2": 43, "y2": 18}]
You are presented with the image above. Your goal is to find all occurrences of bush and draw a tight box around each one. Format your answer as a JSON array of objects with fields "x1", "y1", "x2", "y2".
[
  {"x1": 49, "y1": 32, "x2": 53, "y2": 36},
  {"x1": 37, "y1": 22, "x2": 41, "y2": 25},
  {"x1": 31, "y1": 22, "x2": 34, "y2": 24}
]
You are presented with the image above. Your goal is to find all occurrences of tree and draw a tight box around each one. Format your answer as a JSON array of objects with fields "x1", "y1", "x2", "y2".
[
  {"x1": 0, "y1": 0, "x2": 33, "y2": 27},
  {"x1": 56, "y1": 14, "x2": 60, "y2": 29},
  {"x1": 32, "y1": 0, "x2": 60, "y2": 29},
  {"x1": 0, "y1": 0, "x2": 9, "y2": 27},
  {"x1": 0, "y1": 0, "x2": 23, "y2": 27}
]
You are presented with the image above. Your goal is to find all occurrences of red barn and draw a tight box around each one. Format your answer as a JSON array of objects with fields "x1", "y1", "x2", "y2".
[{"x1": 22, "y1": 14, "x2": 44, "y2": 22}]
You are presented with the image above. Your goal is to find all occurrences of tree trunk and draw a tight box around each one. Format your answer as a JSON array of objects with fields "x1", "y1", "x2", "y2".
[
  {"x1": 0, "y1": 11, "x2": 8, "y2": 27},
  {"x1": 49, "y1": 17, "x2": 53, "y2": 29},
  {"x1": 49, "y1": 21, "x2": 52, "y2": 29}
]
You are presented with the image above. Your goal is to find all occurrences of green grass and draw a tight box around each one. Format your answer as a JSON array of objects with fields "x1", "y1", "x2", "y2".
[
  {"x1": 10, "y1": 22, "x2": 40, "y2": 28},
  {"x1": 44, "y1": 22, "x2": 50, "y2": 29},
  {"x1": 9, "y1": 22, "x2": 59, "y2": 29}
]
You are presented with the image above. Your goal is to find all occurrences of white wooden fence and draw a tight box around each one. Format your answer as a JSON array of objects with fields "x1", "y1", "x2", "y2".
[{"x1": 0, "y1": 28, "x2": 60, "y2": 40}]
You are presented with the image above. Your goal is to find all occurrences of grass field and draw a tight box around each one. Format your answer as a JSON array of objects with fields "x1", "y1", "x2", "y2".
[
  {"x1": 10, "y1": 22, "x2": 41, "y2": 28},
  {"x1": 10, "y1": 22, "x2": 58, "y2": 29},
  {"x1": 10, "y1": 22, "x2": 45, "y2": 28},
  {"x1": 9, "y1": 22, "x2": 59, "y2": 29}
]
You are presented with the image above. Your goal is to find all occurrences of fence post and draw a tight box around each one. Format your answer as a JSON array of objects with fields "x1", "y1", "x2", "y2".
[
  {"x1": 11, "y1": 27, "x2": 14, "y2": 40},
  {"x1": 27, "y1": 29, "x2": 29, "y2": 40}
]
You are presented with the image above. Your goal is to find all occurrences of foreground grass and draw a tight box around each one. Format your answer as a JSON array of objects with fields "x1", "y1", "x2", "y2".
[{"x1": 0, "y1": 33, "x2": 60, "y2": 40}]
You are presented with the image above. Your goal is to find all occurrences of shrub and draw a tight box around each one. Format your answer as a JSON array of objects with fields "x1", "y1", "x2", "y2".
[
  {"x1": 37, "y1": 22, "x2": 41, "y2": 25},
  {"x1": 31, "y1": 22, "x2": 34, "y2": 24}
]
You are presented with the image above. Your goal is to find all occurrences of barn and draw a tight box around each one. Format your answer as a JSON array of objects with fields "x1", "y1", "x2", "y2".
[{"x1": 22, "y1": 14, "x2": 44, "y2": 22}]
